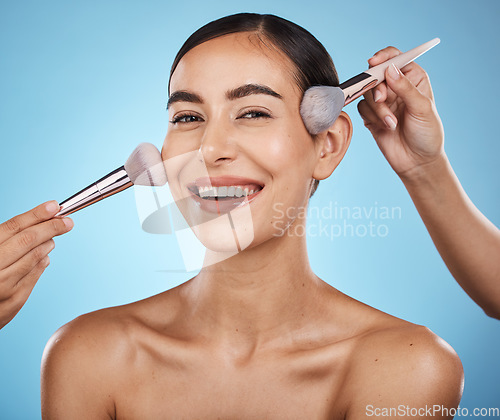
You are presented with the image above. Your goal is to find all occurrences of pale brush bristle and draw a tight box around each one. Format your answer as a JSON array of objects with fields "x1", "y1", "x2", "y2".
[
  {"x1": 300, "y1": 86, "x2": 345, "y2": 135},
  {"x1": 124, "y1": 143, "x2": 168, "y2": 186}
]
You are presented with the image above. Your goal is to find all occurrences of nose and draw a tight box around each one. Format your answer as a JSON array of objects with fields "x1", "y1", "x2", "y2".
[{"x1": 198, "y1": 120, "x2": 237, "y2": 167}]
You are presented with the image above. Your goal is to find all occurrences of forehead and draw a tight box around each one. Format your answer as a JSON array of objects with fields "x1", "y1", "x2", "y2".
[{"x1": 170, "y1": 33, "x2": 300, "y2": 97}]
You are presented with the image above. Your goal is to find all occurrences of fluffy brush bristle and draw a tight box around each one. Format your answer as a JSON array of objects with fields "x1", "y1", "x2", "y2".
[
  {"x1": 300, "y1": 86, "x2": 345, "y2": 135},
  {"x1": 124, "y1": 143, "x2": 168, "y2": 186}
]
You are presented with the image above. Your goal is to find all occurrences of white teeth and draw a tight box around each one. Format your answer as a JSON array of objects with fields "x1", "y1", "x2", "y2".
[
  {"x1": 195, "y1": 185, "x2": 260, "y2": 198},
  {"x1": 218, "y1": 186, "x2": 227, "y2": 198},
  {"x1": 199, "y1": 186, "x2": 212, "y2": 198}
]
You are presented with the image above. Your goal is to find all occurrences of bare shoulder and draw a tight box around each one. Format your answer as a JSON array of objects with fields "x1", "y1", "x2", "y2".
[
  {"x1": 345, "y1": 321, "x2": 464, "y2": 419},
  {"x1": 41, "y1": 288, "x2": 182, "y2": 419},
  {"x1": 41, "y1": 305, "x2": 138, "y2": 418},
  {"x1": 42, "y1": 287, "x2": 182, "y2": 369},
  {"x1": 43, "y1": 304, "x2": 135, "y2": 368}
]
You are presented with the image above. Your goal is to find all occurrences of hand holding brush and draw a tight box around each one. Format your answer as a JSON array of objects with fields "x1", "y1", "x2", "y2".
[
  {"x1": 0, "y1": 143, "x2": 167, "y2": 329},
  {"x1": 359, "y1": 45, "x2": 500, "y2": 319},
  {"x1": 0, "y1": 201, "x2": 72, "y2": 329}
]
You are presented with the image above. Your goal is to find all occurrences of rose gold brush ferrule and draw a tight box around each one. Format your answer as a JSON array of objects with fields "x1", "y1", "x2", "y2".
[{"x1": 56, "y1": 166, "x2": 133, "y2": 217}]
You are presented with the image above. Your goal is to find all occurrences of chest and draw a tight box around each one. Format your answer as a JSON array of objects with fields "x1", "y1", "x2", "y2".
[{"x1": 114, "y1": 347, "x2": 350, "y2": 419}]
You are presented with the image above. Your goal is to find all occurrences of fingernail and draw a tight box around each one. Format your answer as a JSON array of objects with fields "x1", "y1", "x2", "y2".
[
  {"x1": 63, "y1": 218, "x2": 74, "y2": 230},
  {"x1": 373, "y1": 90, "x2": 382, "y2": 103},
  {"x1": 45, "y1": 201, "x2": 59, "y2": 214},
  {"x1": 388, "y1": 63, "x2": 401, "y2": 80},
  {"x1": 384, "y1": 115, "x2": 397, "y2": 130}
]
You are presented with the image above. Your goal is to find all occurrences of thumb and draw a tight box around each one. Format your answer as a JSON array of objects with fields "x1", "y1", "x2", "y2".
[{"x1": 385, "y1": 63, "x2": 432, "y2": 117}]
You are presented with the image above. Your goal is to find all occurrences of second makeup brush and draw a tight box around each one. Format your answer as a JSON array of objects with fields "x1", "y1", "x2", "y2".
[{"x1": 300, "y1": 38, "x2": 440, "y2": 135}]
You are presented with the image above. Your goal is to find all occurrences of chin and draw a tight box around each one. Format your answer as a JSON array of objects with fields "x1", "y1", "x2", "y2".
[{"x1": 190, "y1": 205, "x2": 256, "y2": 253}]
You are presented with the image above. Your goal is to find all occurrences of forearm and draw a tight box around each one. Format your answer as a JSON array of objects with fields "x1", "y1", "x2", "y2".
[{"x1": 401, "y1": 153, "x2": 500, "y2": 318}]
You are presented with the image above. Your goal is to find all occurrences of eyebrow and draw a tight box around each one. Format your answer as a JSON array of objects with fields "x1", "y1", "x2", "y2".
[
  {"x1": 226, "y1": 84, "x2": 283, "y2": 101},
  {"x1": 166, "y1": 91, "x2": 203, "y2": 109},
  {"x1": 166, "y1": 83, "x2": 282, "y2": 109}
]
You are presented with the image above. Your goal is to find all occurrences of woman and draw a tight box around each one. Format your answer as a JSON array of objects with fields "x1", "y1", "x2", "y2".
[{"x1": 40, "y1": 14, "x2": 462, "y2": 418}]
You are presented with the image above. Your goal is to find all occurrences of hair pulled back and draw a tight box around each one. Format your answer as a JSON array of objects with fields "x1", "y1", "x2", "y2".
[{"x1": 169, "y1": 13, "x2": 339, "y2": 197}]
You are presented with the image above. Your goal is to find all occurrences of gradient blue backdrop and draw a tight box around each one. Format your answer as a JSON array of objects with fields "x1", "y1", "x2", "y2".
[{"x1": 1, "y1": 0, "x2": 499, "y2": 418}]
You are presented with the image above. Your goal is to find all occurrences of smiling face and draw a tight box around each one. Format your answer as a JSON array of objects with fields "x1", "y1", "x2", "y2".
[{"x1": 162, "y1": 32, "x2": 324, "y2": 253}]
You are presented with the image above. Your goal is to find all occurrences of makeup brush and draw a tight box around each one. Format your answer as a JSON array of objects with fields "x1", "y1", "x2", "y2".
[
  {"x1": 56, "y1": 142, "x2": 167, "y2": 217},
  {"x1": 300, "y1": 38, "x2": 440, "y2": 135}
]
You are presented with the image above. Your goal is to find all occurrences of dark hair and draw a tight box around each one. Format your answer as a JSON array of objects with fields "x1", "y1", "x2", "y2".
[{"x1": 169, "y1": 13, "x2": 339, "y2": 198}]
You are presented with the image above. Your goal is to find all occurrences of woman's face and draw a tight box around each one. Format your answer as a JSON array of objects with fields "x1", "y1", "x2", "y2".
[{"x1": 162, "y1": 33, "x2": 322, "y2": 253}]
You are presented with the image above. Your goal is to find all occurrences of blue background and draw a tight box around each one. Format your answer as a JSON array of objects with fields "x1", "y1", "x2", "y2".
[{"x1": 1, "y1": 0, "x2": 499, "y2": 417}]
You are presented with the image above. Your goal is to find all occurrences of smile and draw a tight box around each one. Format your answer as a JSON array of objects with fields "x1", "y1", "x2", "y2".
[
  {"x1": 189, "y1": 185, "x2": 263, "y2": 200},
  {"x1": 185, "y1": 176, "x2": 265, "y2": 213}
]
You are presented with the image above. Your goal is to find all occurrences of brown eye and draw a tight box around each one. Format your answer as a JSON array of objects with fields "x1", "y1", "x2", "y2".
[
  {"x1": 170, "y1": 114, "x2": 203, "y2": 124},
  {"x1": 238, "y1": 110, "x2": 271, "y2": 119}
]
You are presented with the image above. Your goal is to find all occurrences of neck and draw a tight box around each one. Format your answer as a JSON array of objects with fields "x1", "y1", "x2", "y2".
[{"x1": 181, "y1": 216, "x2": 323, "y2": 354}]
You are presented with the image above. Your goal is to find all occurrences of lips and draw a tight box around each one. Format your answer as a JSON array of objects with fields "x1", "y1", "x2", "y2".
[{"x1": 185, "y1": 176, "x2": 265, "y2": 214}]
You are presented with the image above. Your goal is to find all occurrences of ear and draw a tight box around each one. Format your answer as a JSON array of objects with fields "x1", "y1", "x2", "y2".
[{"x1": 312, "y1": 111, "x2": 352, "y2": 181}]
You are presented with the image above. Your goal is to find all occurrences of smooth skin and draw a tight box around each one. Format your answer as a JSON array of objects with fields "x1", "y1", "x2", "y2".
[
  {"x1": 42, "y1": 34, "x2": 463, "y2": 419},
  {"x1": 358, "y1": 47, "x2": 500, "y2": 319},
  {"x1": 0, "y1": 201, "x2": 73, "y2": 330}
]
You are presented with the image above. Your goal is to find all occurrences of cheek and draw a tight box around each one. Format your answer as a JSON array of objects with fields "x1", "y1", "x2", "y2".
[
  {"x1": 161, "y1": 135, "x2": 176, "y2": 185},
  {"x1": 161, "y1": 133, "x2": 192, "y2": 181},
  {"x1": 161, "y1": 132, "x2": 181, "y2": 161},
  {"x1": 257, "y1": 128, "x2": 314, "y2": 184},
  {"x1": 259, "y1": 108, "x2": 314, "y2": 171},
  {"x1": 160, "y1": 135, "x2": 194, "y2": 203},
  {"x1": 249, "y1": 129, "x2": 315, "y2": 231},
  {"x1": 161, "y1": 135, "x2": 168, "y2": 161},
  {"x1": 268, "y1": 133, "x2": 304, "y2": 161}
]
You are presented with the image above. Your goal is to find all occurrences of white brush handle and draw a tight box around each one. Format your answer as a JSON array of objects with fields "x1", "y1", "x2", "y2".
[
  {"x1": 341, "y1": 38, "x2": 440, "y2": 105},
  {"x1": 365, "y1": 37, "x2": 440, "y2": 80}
]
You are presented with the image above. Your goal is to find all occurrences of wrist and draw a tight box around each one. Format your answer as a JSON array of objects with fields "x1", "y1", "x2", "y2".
[
  {"x1": 399, "y1": 150, "x2": 465, "y2": 225},
  {"x1": 398, "y1": 150, "x2": 451, "y2": 190}
]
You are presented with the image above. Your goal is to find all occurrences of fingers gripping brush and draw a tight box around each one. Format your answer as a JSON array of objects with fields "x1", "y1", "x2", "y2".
[
  {"x1": 56, "y1": 143, "x2": 167, "y2": 217},
  {"x1": 300, "y1": 38, "x2": 440, "y2": 135}
]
